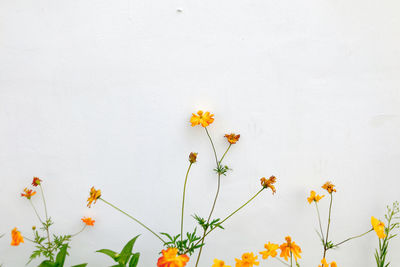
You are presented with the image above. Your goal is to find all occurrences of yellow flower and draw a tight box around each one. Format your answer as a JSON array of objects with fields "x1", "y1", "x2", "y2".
[
  {"x1": 235, "y1": 252, "x2": 259, "y2": 267},
  {"x1": 307, "y1": 191, "x2": 324, "y2": 204},
  {"x1": 322, "y1": 181, "x2": 336, "y2": 194},
  {"x1": 319, "y1": 258, "x2": 337, "y2": 267},
  {"x1": 260, "y1": 176, "x2": 277, "y2": 194},
  {"x1": 371, "y1": 216, "x2": 386, "y2": 239},
  {"x1": 81, "y1": 217, "x2": 95, "y2": 226},
  {"x1": 190, "y1": 110, "x2": 214, "y2": 127},
  {"x1": 21, "y1": 188, "x2": 36, "y2": 199},
  {"x1": 212, "y1": 259, "x2": 231, "y2": 267},
  {"x1": 11, "y1": 227, "x2": 24, "y2": 246},
  {"x1": 224, "y1": 133, "x2": 240, "y2": 144},
  {"x1": 157, "y1": 247, "x2": 190, "y2": 267},
  {"x1": 279, "y1": 236, "x2": 301, "y2": 262},
  {"x1": 189, "y1": 152, "x2": 198, "y2": 163},
  {"x1": 87, "y1": 187, "x2": 101, "y2": 208},
  {"x1": 259, "y1": 242, "x2": 279, "y2": 259}
]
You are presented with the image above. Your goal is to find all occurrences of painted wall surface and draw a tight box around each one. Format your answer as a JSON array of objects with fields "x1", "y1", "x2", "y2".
[{"x1": 1, "y1": 0, "x2": 400, "y2": 266}]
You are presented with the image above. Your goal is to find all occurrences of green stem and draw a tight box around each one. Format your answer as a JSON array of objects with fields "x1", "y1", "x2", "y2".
[
  {"x1": 323, "y1": 193, "x2": 333, "y2": 258},
  {"x1": 39, "y1": 184, "x2": 51, "y2": 246},
  {"x1": 70, "y1": 225, "x2": 87, "y2": 237},
  {"x1": 205, "y1": 127, "x2": 219, "y2": 167},
  {"x1": 290, "y1": 251, "x2": 293, "y2": 267},
  {"x1": 219, "y1": 144, "x2": 231, "y2": 165},
  {"x1": 99, "y1": 198, "x2": 166, "y2": 244},
  {"x1": 315, "y1": 202, "x2": 325, "y2": 242},
  {"x1": 180, "y1": 162, "x2": 193, "y2": 243},
  {"x1": 333, "y1": 228, "x2": 373, "y2": 248},
  {"x1": 274, "y1": 257, "x2": 290, "y2": 266},
  {"x1": 29, "y1": 200, "x2": 44, "y2": 224}
]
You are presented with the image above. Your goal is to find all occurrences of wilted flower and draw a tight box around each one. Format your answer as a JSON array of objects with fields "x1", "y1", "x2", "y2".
[
  {"x1": 260, "y1": 176, "x2": 277, "y2": 194},
  {"x1": 322, "y1": 182, "x2": 336, "y2": 194},
  {"x1": 87, "y1": 187, "x2": 101, "y2": 208},
  {"x1": 190, "y1": 110, "x2": 214, "y2": 127},
  {"x1": 21, "y1": 188, "x2": 36, "y2": 199},
  {"x1": 32, "y1": 177, "x2": 42, "y2": 187},
  {"x1": 279, "y1": 236, "x2": 301, "y2": 262},
  {"x1": 224, "y1": 133, "x2": 240, "y2": 144},
  {"x1": 189, "y1": 152, "x2": 198, "y2": 163},
  {"x1": 157, "y1": 247, "x2": 189, "y2": 267},
  {"x1": 11, "y1": 228, "x2": 24, "y2": 246}
]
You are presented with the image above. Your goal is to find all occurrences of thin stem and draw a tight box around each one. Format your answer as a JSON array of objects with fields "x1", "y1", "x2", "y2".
[
  {"x1": 205, "y1": 127, "x2": 219, "y2": 167},
  {"x1": 315, "y1": 202, "x2": 325, "y2": 242},
  {"x1": 323, "y1": 193, "x2": 333, "y2": 258},
  {"x1": 180, "y1": 162, "x2": 193, "y2": 243},
  {"x1": 290, "y1": 251, "x2": 293, "y2": 267},
  {"x1": 70, "y1": 225, "x2": 87, "y2": 237},
  {"x1": 29, "y1": 200, "x2": 44, "y2": 224},
  {"x1": 219, "y1": 144, "x2": 231, "y2": 165},
  {"x1": 99, "y1": 198, "x2": 166, "y2": 244},
  {"x1": 39, "y1": 184, "x2": 51, "y2": 246},
  {"x1": 274, "y1": 257, "x2": 290, "y2": 266},
  {"x1": 333, "y1": 228, "x2": 373, "y2": 248},
  {"x1": 23, "y1": 236, "x2": 35, "y2": 243}
]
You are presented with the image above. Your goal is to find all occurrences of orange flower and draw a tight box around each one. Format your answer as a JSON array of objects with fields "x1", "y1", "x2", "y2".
[
  {"x1": 189, "y1": 152, "x2": 198, "y2": 163},
  {"x1": 235, "y1": 252, "x2": 259, "y2": 267},
  {"x1": 322, "y1": 182, "x2": 336, "y2": 194},
  {"x1": 319, "y1": 258, "x2": 337, "y2": 267},
  {"x1": 260, "y1": 176, "x2": 277, "y2": 194},
  {"x1": 190, "y1": 110, "x2": 214, "y2": 127},
  {"x1": 21, "y1": 188, "x2": 36, "y2": 199},
  {"x1": 279, "y1": 236, "x2": 301, "y2": 262},
  {"x1": 81, "y1": 217, "x2": 95, "y2": 226},
  {"x1": 11, "y1": 227, "x2": 24, "y2": 246},
  {"x1": 259, "y1": 242, "x2": 279, "y2": 259},
  {"x1": 371, "y1": 216, "x2": 386, "y2": 239},
  {"x1": 87, "y1": 187, "x2": 101, "y2": 208},
  {"x1": 307, "y1": 190, "x2": 324, "y2": 204},
  {"x1": 224, "y1": 133, "x2": 240, "y2": 144},
  {"x1": 212, "y1": 259, "x2": 231, "y2": 267},
  {"x1": 32, "y1": 177, "x2": 42, "y2": 187},
  {"x1": 157, "y1": 247, "x2": 190, "y2": 267}
]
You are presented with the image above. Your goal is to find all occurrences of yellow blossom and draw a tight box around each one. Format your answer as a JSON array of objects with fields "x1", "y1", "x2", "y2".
[
  {"x1": 259, "y1": 242, "x2": 279, "y2": 259},
  {"x1": 212, "y1": 259, "x2": 231, "y2": 267},
  {"x1": 157, "y1": 247, "x2": 189, "y2": 267},
  {"x1": 371, "y1": 216, "x2": 386, "y2": 239},
  {"x1": 11, "y1": 228, "x2": 24, "y2": 246},
  {"x1": 235, "y1": 252, "x2": 259, "y2": 267},
  {"x1": 307, "y1": 190, "x2": 324, "y2": 204},
  {"x1": 87, "y1": 187, "x2": 101, "y2": 208},
  {"x1": 190, "y1": 110, "x2": 214, "y2": 127},
  {"x1": 260, "y1": 176, "x2": 277, "y2": 194},
  {"x1": 319, "y1": 258, "x2": 337, "y2": 267},
  {"x1": 224, "y1": 133, "x2": 240, "y2": 144},
  {"x1": 189, "y1": 152, "x2": 198, "y2": 163}
]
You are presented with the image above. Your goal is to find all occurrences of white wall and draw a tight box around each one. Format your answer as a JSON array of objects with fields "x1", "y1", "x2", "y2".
[{"x1": 1, "y1": 0, "x2": 400, "y2": 266}]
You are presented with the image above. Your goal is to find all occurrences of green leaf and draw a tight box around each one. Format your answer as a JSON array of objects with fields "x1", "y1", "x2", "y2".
[
  {"x1": 96, "y1": 249, "x2": 120, "y2": 261},
  {"x1": 71, "y1": 264, "x2": 88, "y2": 267},
  {"x1": 55, "y1": 244, "x2": 68, "y2": 267},
  {"x1": 129, "y1": 253, "x2": 140, "y2": 267},
  {"x1": 38, "y1": 260, "x2": 58, "y2": 267},
  {"x1": 118, "y1": 235, "x2": 140, "y2": 265}
]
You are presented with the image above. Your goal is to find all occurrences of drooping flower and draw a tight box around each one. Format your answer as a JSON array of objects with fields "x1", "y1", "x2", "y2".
[
  {"x1": 157, "y1": 247, "x2": 190, "y2": 267},
  {"x1": 319, "y1": 258, "x2": 337, "y2": 267},
  {"x1": 234, "y1": 252, "x2": 259, "y2": 267},
  {"x1": 279, "y1": 236, "x2": 301, "y2": 262},
  {"x1": 260, "y1": 176, "x2": 277, "y2": 194},
  {"x1": 32, "y1": 177, "x2": 42, "y2": 187},
  {"x1": 224, "y1": 133, "x2": 240, "y2": 144},
  {"x1": 190, "y1": 110, "x2": 214, "y2": 127},
  {"x1": 21, "y1": 188, "x2": 36, "y2": 199},
  {"x1": 259, "y1": 242, "x2": 279, "y2": 259},
  {"x1": 11, "y1": 228, "x2": 24, "y2": 246},
  {"x1": 307, "y1": 190, "x2": 324, "y2": 204},
  {"x1": 371, "y1": 216, "x2": 386, "y2": 239},
  {"x1": 322, "y1": 182, "x2": 336, "y2": 194},
  {"x1": 189, "y1": 152, "x2": 198, "y2": 163},
  {"x1": 81, "y1": 217, "x2": 95, "y2": 226},
  {"x1": 87, "y1": 187, "x2": 101, "y2": 208},
  {"x1": 212, "y1": 259, "x2": 231, "y2": 267}
]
